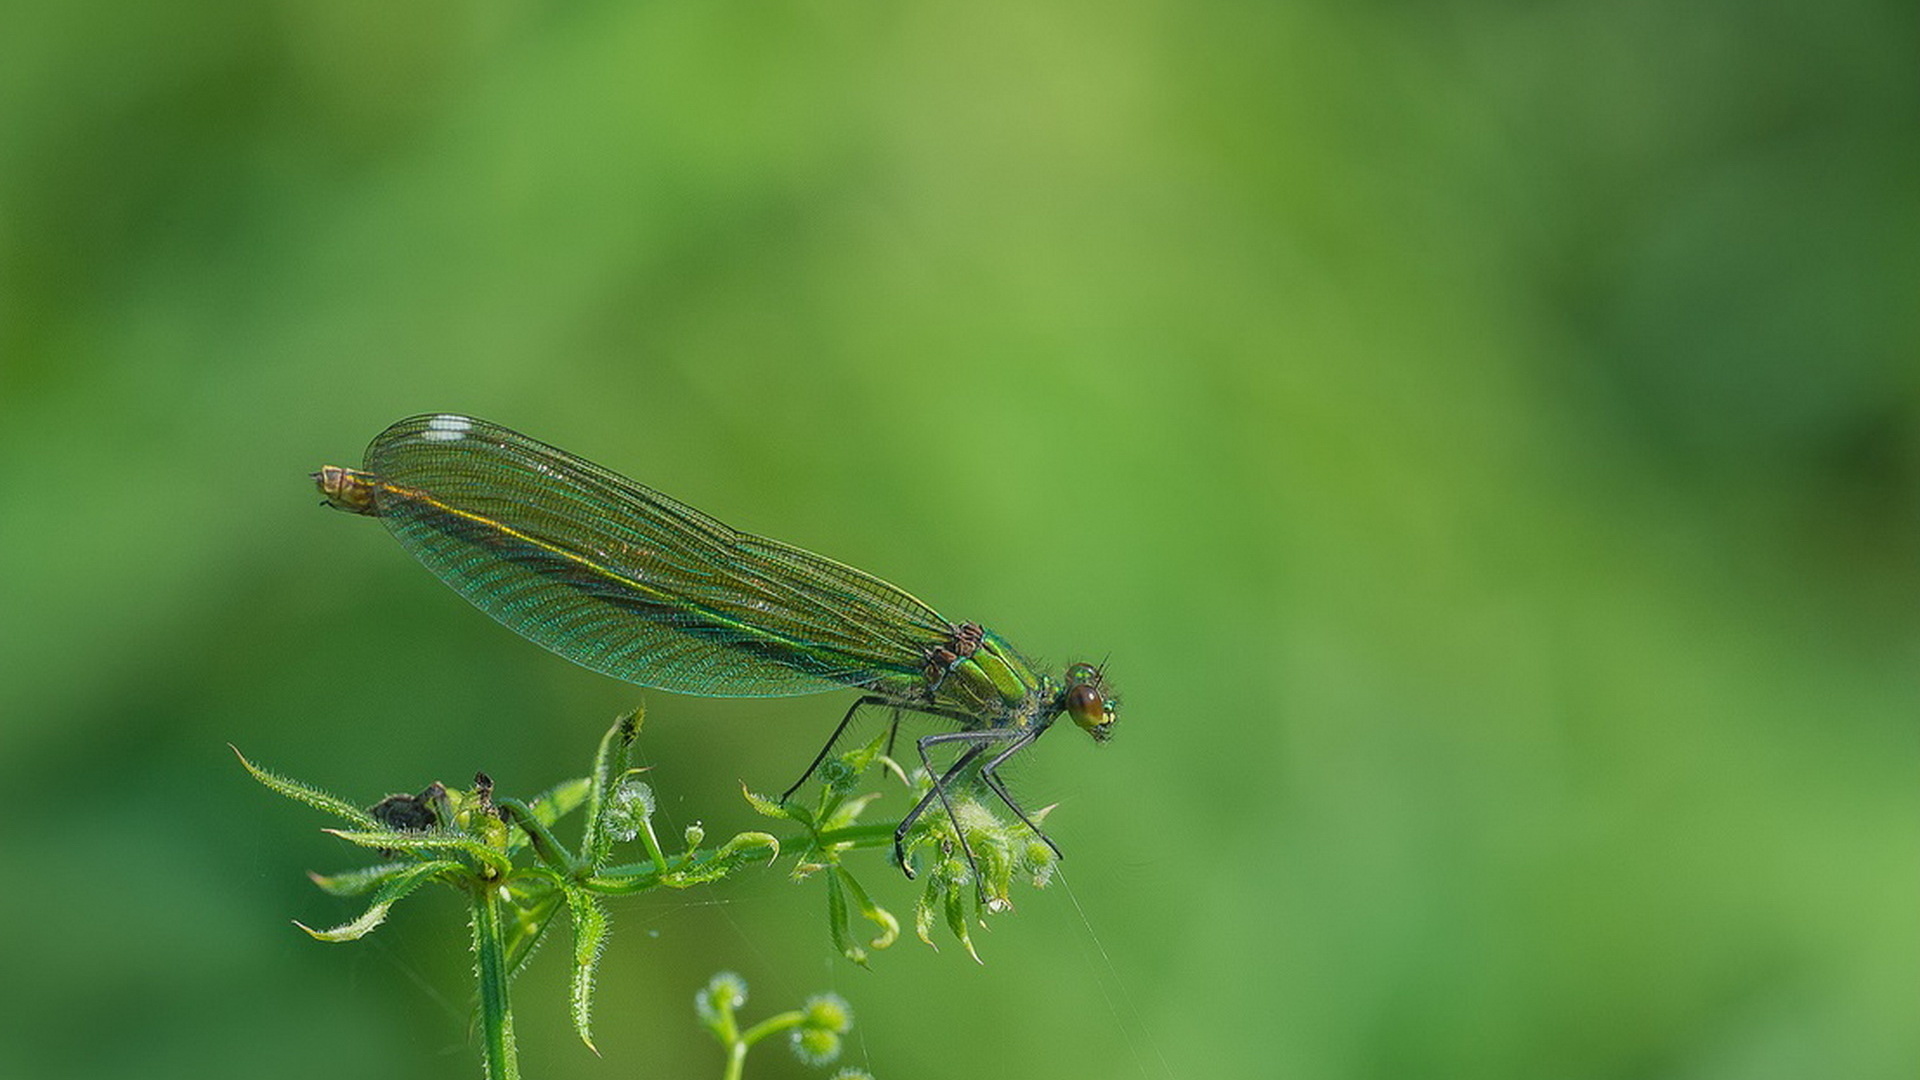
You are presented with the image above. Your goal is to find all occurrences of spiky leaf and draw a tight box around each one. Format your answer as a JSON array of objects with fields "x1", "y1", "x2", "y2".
[
  {"x1": 233, "y1": 746, "x2": 376, "y2": 828},
  {"x1": 294, "y1": 859, "x2": 460, "y2": 941},
  {"x1": 563, "y1": 885, "x2": 609, "y2": 1053},
  {"x1": 307, "y1": 862, "x2": 411, "y2": 898}
]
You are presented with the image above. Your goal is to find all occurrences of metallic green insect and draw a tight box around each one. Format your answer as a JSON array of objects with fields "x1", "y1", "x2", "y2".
[{"x1": 316, "y1": 414, "x2": 1117, "y2": 879}]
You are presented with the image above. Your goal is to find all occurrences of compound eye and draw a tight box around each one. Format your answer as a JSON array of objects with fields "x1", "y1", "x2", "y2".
[{"x1": 1066, "y1": 683, "x2": 1111, "y2": 738}]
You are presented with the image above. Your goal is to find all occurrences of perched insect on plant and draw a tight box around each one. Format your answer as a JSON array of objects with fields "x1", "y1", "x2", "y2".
[{"x1": 316, "y1": 414, "x2": 1118, "y2": 882}]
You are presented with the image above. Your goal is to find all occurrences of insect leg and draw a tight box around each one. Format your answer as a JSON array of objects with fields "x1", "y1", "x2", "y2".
[
  {"x1": 884, "y1": 706, "x2": 902, "y2": 761},
  {"x1": 783, "y1": 698, "x2": 978, "y2": 803},
  {"x1": 781, "y1": 694, "x2": 895, "y2": 803},
  {"x1": 978, "y1": 730, "x2": 1063, "y2": 859},
  {"x1": 894, "y1": 728, "x2": 1025, "y2": 893},
  {"x1": 894, "y1": 740, "x2": 990, "y2": 882}
]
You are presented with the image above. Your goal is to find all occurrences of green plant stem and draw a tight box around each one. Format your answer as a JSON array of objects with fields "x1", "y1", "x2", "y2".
[
  {"x1": 497, "y1": 798, "x2": 578, "y2": 873},
  {"x1": 470, "y1": 881, "x2": 519, "y2": 1080},
  {"x1": 582, "y1": 851, "x2": 701, "y2": 894},
  {"x1": 715, "y1": 1010, "x2": 803, "y2": 1080},
  {"x1": 810, "y1": 822, "x2": 899, "y2": 847},
  {"x1": 810, "y1": 818, "x2": 898, "y2": 845},
  {"x1": 636, "y1": 809, "x2": 671, "y2": 874},
  {"x1": 739, "y1": 1010, "x2": 805, "y2": 1046}
]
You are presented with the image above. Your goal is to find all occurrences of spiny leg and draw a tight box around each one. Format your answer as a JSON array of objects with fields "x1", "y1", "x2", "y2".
[
  {"x1": 781, "y1": 694, "x2": 893, "y2": 803},
  {"x1": 979, "y1": 772, "x2": 1062, "y2": 859},
  {"x1": 895, "y1": 728, "x2": 1027, "y2": 893},
  {"x1": 975, "y1": 730, "x2": 1067, "y2": 857},
  {"x1": 978, "y1": 730, "x2": 1063, "y2": 859},
  {"x1": 894, "y1": 741, "x2": 989, "y2": 880},
  {"x1": 884, "y1": 706, "x2": 902, "y2": 761},
  {"x1": 783, "y1": 698, "x2": 982, "y2": 804}
]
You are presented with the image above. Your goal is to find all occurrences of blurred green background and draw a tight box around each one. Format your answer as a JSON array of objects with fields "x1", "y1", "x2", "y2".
[{"x1": 3, "y1": 1, "x2": 1915, "y2": 1077}]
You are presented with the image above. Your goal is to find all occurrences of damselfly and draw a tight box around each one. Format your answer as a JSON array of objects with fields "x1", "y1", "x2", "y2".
[{"x1": 315, "y1": 414, "x2": 1117, "y2": 882}]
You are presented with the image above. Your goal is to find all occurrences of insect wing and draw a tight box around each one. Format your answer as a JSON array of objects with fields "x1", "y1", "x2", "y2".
[{"x1": 359, "y1": 414, "x2": 951, "y2": 697}]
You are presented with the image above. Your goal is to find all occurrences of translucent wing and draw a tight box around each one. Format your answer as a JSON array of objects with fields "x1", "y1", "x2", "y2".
[{"x1": 358, "y1": 414, "x2": 952, "y2": 697}]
